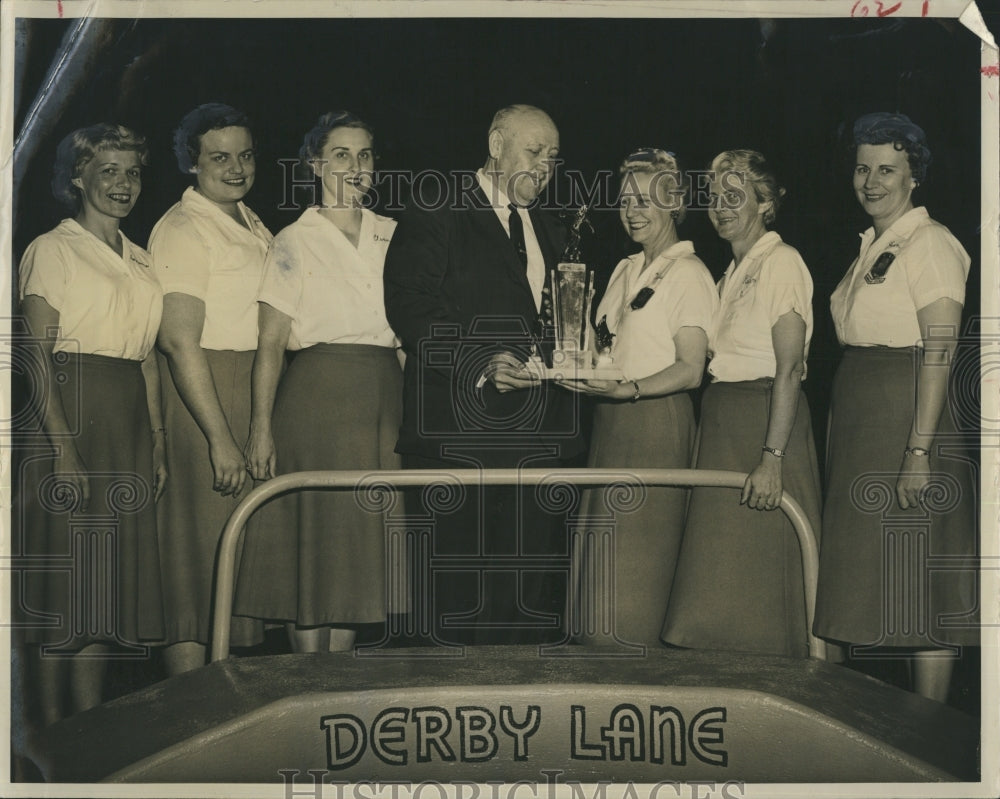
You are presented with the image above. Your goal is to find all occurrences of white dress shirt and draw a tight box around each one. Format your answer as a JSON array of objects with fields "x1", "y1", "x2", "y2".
[
  {"x1": 20, "y1": 218, "x2": 162, "y2": 360},
  {"x1": 596, "y1": 241, "x2": 718, "y2": 381},
  {"x1": 257, "y1": 207, "x2": 398, "y2": 350},
  {"x1": 830, "y1": 207, "x2": 969, "y2": 348},
  {"x1": 476, "y1": 169, "x2": 546, "y2": 311},
  {"x1": 149, "y1": 186, "x2": 272, "y2": 351},
  {"x1": 708, "y1": 231, "x2": 814, "y2": 382}
]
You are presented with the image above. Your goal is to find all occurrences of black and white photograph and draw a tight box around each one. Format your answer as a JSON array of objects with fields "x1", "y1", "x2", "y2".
[{"x1": 2, "y1": 0, "x2": 998, "y2": 796}]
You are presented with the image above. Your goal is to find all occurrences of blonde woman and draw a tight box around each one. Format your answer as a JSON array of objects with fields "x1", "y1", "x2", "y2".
[{"x1": 662, "y1": 149, "x2": 822, "y2": 657}]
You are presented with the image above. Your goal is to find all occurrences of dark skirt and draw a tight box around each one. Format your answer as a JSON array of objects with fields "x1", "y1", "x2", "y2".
[
  {"x1": 156, "y1": 348, "x2": 264, "y2": 647},
  {"x1": 661, "y1": 380, "x2": 822, "y2": 657},
  {"x1": 573, "y1": 392, "x2": 695, "y2": 647},
  {"x1": 814, "y1": 347, "x2": 979, "y2": 647},
  {"x1": 14, "y1": 354, "x2": 165, "y2": 648},
  {"x1": 234, "y1": 344, "x2": 403, "y2": 625}
]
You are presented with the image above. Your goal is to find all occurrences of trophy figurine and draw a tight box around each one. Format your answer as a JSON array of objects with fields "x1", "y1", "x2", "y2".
[{"x1": 529, "y1": 206, "x2": 623, "y2": 380}]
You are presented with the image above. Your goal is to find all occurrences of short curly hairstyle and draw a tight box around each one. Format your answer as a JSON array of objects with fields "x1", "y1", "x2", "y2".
[
  {"x1": 172, "y1": 103, "x2": 253, "y2": 174},
  {"x1": 852, "y1": 111, "x2": 931, "y2": 183},
  {"x1": 618, "y1": 147, "x2": 688, "y2": 224},
  {"x1": 709, "y1": 149, "x2": 785, "y2": 226},
  {"x1": 51, "y1": 123, "x2": 149, "y2": 211},
  {"x1": 298, "y1": 110, "x2": 375, "y2": 165}
]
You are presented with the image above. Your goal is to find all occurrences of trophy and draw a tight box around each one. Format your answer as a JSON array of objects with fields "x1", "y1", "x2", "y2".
[{"x1": 528, "y1": 206, "x2": 623, "y2": 380}]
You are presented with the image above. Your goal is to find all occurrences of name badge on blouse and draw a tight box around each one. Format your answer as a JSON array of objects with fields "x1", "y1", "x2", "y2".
[
  {"x1": 864, "y1": 244, "x2": 899, "y2": 285},
  {"x1": 629, "y1": 286, "x2": 655, "y2": 310},
  {"x1": 737, "y1": 275, "x2": 757, "y2": 298}
]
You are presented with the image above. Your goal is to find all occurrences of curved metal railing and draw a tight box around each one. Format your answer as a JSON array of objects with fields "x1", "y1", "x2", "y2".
[{"x1": 210, "y1": 468, "x2": 822, "y2": 661}]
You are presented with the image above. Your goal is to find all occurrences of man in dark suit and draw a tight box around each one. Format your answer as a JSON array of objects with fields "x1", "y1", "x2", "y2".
[{"x1": 384, "y1": 104, "x2": 584, "y2": 645}]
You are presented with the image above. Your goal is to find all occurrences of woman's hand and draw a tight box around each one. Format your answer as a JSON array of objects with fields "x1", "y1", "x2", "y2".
[
  {"x1": 742, "y1": 309, "x2": 805, "y2": 513},
  {"x1": 895, "y1": 297, "x2": 962, "y2": 510},
  {"x1": 159, "y1": 293, "x2": 250, "y2": 496},
  {"x1": 897, "y1": 450, "x2": 931, "y2": 509},
  {"x1": 22, "y1": 295, "x2": 94, "y2": 511},
  {"x1": 208, "y1": 436, "x2": 248, "y2": 497},
  {"x1": 741, "y1": 455, "x2": 783, "y2": 511},
  {"x1": 151, "y1": 431, "x2": 168, "y2": 502},
  {"x1": 244, "y1": 423, "x2": 277, "y2": 482},
  {"x1": 54, "y1": 445, "x2": 91, "y2": 512},
  {"x1": 555, "y1": 377, "x2": 617, "y2": 397}
]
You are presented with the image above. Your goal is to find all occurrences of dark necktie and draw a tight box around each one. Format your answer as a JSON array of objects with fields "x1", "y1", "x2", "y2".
[{"x1": 507, "y1": 203, "x2": 528, "y2": 270}]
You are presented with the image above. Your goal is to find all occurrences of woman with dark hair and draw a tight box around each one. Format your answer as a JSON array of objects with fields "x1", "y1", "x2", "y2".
[
  {"x1": 17, "y1": 123, "x2": 166, "y2": 721},
  {"x1": 149, "y1": 103, "x2": 271, "y2": 674},
  {"x1": 661, "y1": 149, "x2": 822, "y2": 657},
  {"x1": 557, "y1": 148, "x2": 716, "y2": 646},
  {"x1": 236, "y1": 111, "x2": 402, "y2": 653},
  {"x1": 814, "y1": 113, "x2": 977, "y2": 701}
]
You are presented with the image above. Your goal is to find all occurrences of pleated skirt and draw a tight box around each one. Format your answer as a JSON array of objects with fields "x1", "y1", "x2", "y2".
[
  {"x1": 573, "y1": 392, "x2": 695, "y2": 647},
  {"x1": 234, "y1": 344, "x2": 403, "y2": 625},
  {"x1": 156, "y1": 348, "x2": 264, "y2": 647},
  {"x1": 813, "y1": 347, "x2": 979, "y2": 647},
  {"x1": 661, "y1": 379, "x2": 822, "y2": 657},
  {"x1": 15, "y1": 354, "x2": 165, "y2": 648}
]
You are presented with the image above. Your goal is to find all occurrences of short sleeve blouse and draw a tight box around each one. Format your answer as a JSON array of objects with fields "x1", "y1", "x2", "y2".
[
  {"x1": 830, "y1": 207, "x2": 970, "y2": 348},
  {"x1": 595, "y1": 241, "x2": 718, "y2": 381},
  {"x1": 148, "y1": 187, "x2": 272, "y2": 351},
  {"x1": 708, "y1": 231, "x2": 814, "y2": 382},
  {"x1": 19, "y1": 218, "x2": 162, "y2": 360},
  {"x1": 257, "y1": 207, "x2": 398, "y2": 350}
]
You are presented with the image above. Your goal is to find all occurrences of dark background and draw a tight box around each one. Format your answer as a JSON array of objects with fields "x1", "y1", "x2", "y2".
[
  {"x1": 11, "y1": 14, "x2": 987, "y2": 439},
  {"x1": 9, "y1": 11, "x2": 992, "y2": 714}
]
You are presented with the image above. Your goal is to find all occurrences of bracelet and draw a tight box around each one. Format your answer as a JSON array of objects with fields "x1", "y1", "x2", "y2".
[
  {"x1": 761, "y1": 445, "x2": 785, "y2": 458},
  {"x1": 151, "y1": 427, "x2": 166, "y2": 435},
  {"x1": 630, "y1": 380, "x2": 641, "y2": 402},
  {"x1": 905, "y1": 446, "x2": 930, "y2": 457}
]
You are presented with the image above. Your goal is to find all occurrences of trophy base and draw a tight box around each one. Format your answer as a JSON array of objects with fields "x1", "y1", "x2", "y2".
[{"x1": 525, "y1": 354, "x2": 624, "y2": 382}]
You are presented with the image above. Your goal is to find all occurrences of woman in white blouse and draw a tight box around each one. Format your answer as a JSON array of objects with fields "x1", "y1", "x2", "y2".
[
  {"x1": 814, "y1": 113, "x2": 977, "y2": 701},
  {"x1": 17, "y1": 124, "x2": 166, "y2": 721},
  {"x1": 558, "y1": 148, "x2": 717, "y2": 647},
  {"x1": 150, "y1": 104, "x2": 272, "y2": 674},
  {"x1": 237, "y1": 111, "x2": 402, "y2": 653},
  {"x1": 661, "y1": 149, "x2": 822, "y2": 657}
]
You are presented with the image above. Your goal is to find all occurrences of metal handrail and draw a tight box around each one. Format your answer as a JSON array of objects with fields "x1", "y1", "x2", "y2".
[{"x1": 210, "y1": 468, "x2": 822, "y2": 661}]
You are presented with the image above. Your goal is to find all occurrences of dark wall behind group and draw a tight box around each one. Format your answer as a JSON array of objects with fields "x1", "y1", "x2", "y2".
[{"x1": 10, "y1": 13, "x2": 987, "y2": 463}]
